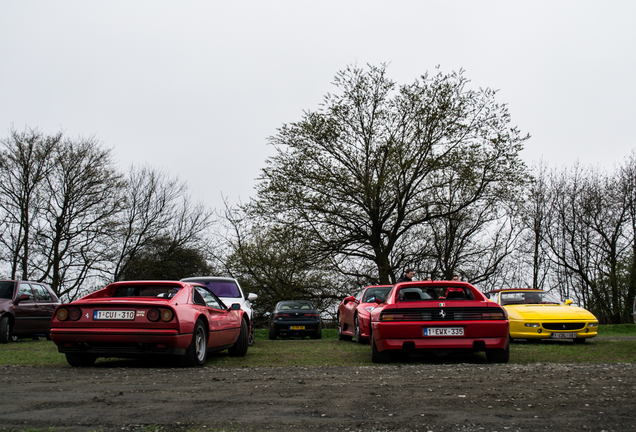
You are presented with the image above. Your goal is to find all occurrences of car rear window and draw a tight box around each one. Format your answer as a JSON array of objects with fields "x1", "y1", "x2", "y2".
[
  {"x1": 398, "y1": 286, "x2": 474, "y2": 301},
  {"x1": 112, "y1": 286, "x2": 182, "y2": 298},
  {"x1": 278, "y1": 301, "x2": 315, "y2": 310},
  {"x1": 196, "y1": 280, "x2": 241, "y2": 298}
]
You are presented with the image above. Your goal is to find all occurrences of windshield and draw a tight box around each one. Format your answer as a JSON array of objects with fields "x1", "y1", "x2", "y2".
[
  {"x1": 362, "y1": 287, "x2": 392, "y2": 303},
  {"x1": 500, "y1": 291, "x2": 561, "y2": 305},
  {"x1": 0, "y1": 281, "x2": 15, "y2": 299}
]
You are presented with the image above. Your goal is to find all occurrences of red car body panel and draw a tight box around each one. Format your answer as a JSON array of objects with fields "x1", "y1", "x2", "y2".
[
  {"x1": 50, "y1": 280, "x2": 244, "y2": 357},
  {"x1": 370, "y1": 281, "x2": 509, "y2": 358},
  {"x1": 338, "y1": 285, "x2": 393, "y2": 340}
]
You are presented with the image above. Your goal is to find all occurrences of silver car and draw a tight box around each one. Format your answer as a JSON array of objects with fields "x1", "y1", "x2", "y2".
[{"x1": 181, "y1": 276, "x2": 257, "y2": 346}]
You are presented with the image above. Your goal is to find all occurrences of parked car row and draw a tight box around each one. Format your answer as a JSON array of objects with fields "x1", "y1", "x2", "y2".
[
  {"x1": 337, "y1": 281, "x2": 599, "y2": 363},
  {"x1": 1, "y1": 276, "x2": 600, "y2": 367}
]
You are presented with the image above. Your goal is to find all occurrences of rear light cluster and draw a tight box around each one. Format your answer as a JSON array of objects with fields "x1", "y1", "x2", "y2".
[
  {"x1": 55, "y1": 307, "x2": 174, "y2": 322},
  {"x1": 380, "y1": 308, "x2": 507, "y2": 321},
  {"x1": 275, "y1": 313, "x2": 318, "y2": 318},
  {"x1": 55, "y1": 307, "x2": 82, "y2": 321},
  {"x1": 147, "y1": 308, "x2": 174, "y2": 322}
]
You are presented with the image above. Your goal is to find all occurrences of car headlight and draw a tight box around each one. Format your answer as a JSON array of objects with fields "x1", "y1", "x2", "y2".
[
  {"x1": 524, "y1": 323, "x2": 541, "y2": 328},
  {"x1": 364, "y1": 306, "x2": 375, "y2": 313},
  {"x1": 587, "y1": 323, "x2": 598, "y2": 327}
]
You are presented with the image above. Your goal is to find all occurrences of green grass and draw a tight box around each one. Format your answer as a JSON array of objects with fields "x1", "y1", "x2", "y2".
[
  {"x1": 1, "y1": 324, "x2": 634, "y2": 367},
  {"x1": 597, "y1": 323, "x2": 636, "y2": 336}
]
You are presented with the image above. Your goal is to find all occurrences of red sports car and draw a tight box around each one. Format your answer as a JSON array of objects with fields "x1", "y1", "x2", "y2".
[
  {"x1": 337, "y1": 285, "x2": 392, "y2": 343},
  {"x1": 50, "y1": 280, "x2": 249, "y2": 367},
  {"x1": 369, "y1": 281, "x2": 509, "y2": 363}
]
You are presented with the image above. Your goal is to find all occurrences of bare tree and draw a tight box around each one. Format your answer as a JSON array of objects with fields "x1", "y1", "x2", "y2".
[
  {"x1": 253, "y1": 64, "x2": 529, "y2": 284},
  {"x1": 110, "y1": 165, "x2": 215, "y2": 282},
  {"x1": 32, "y1": 136, "x2": 124, "y2": 299},
  {"x1": 545, "y1": 163, "x2": 633, "y2": 323},
  {"x1": 0, "y1": 128, "x2": 60, "y2": 279}
]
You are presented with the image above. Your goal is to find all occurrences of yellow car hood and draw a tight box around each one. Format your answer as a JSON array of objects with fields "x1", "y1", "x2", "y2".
[{"x1": 505, "y1": 304, "x2": 597, "y2": 321}]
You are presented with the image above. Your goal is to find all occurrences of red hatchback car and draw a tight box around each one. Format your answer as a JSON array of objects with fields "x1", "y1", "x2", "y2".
[
  {"x1": 369, "y1": 281, "x2": 509, "y2": 363},
  {"x1": 337, "y1": 285, "x2": 392, "y2": 343},
  {"x1": 50, "y1": 280, "x2": 249, "y2": 367}
]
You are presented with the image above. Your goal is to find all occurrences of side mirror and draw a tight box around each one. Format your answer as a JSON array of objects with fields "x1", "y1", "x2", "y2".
[
  {"x1": 565, "y1": 299, "x2": 573, "y2": 306},
  {"x1": 343, "y1": 296, "x2": 357, "y2": 305},
  {"x1": 247, "y1": 293, "x2": 258, "y2": 301},
  {"x1": 265, "y1": 312, "x2": 271, "y2": 317},
  {"x1": 15, "y1": 294, "x2": 31, "y2": 303},
  {"x1": 231, "y1": 303, "x2": 241, "y2": 310}
]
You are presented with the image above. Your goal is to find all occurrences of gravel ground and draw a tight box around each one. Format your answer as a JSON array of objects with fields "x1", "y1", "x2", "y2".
[{"x1": 1, "y1": 361, "x2": 635, "y2": 432}]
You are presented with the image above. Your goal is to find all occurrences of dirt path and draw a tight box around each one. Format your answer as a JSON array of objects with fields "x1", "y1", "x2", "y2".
[{"x1": 1, "y1": 362, "x2": 635, "y2": 432}]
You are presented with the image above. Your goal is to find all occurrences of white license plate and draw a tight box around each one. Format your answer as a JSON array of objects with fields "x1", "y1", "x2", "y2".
[
  {"x1": 93, "y1": 310, "x2": 135, "y2": 320},
  {"x1": 424, "y1": 327, "x2": 464, "y2": 336},
  {"x1": 551, "y1": 332, "x2": 577, "y2": 339}
]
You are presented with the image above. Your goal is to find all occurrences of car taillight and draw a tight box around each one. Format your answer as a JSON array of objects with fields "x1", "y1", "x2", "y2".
[
  {"x1": 482, "y1": 310, "x2": 506, "y2": 320},
  {"x1": 161, "y1": 309, "x2": 174, "y2": 322},
  {"x1": 147, "y1": 308, "x2": 160, "y2": 322},
  {"x1": 275, "y1": 313, "x2": 290, "y2": 318},
  {"x1": 56, "y1": 308, "x2": 69, "y2": 321},
  {"x1": 305, "y1": 313, "x2": 318, "y2": 317},
  {"x1": 68, "y1": 307, "x2": 82, "y2": 321},
  {"x1": 148, "y1": 308, "x2": 174, "y2": 322},
  {"x1": 380, "y1": 313, "x2": 403, "y2": 321}
]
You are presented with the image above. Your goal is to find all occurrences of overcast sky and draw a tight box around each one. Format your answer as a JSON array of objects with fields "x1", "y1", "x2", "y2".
[{"x1": 2, "y1": 1, "x2": 634, "y2": 211}]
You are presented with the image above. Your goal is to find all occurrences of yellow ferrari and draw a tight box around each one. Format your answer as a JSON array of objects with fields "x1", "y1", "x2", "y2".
[{"x1": 485, "y1": 289, "x2": 598, "y2": 343}]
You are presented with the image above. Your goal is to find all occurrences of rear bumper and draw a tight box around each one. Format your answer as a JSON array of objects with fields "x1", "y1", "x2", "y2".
[
  {"x1": 372, "y1": 320, "x2": 509, "y2": 352},
  {"x1": 50, "y1": 328, "x2": 191, "y2": 356},
  {"x1": 272, "y1": 320, "x2": 321, "y2": 335}
]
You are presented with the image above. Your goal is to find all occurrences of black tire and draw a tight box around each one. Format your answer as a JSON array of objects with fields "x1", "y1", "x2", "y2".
[
  {"x1": 228, "y1": 319, "x2": 249, "y2": 357},
  {"x1": 573, "y1": 338, "x2": 586, "y2": 344},
  {"x1": 180, "y1": 320, "x2": 208, "y2": 367},
  {"x1": 354, "y1": 315, "x2": 364, "y2": 344},
  {"x1": 0, "y1": 316, "x2": 11, "y2": 344},
  {"x1": 268, "y1": 325, "x2": 277, "y2": 340},
  {"x1": 370, "y1": 330, "x2": 390, "y2": 363},
  {"x1": 65, "y1": 353, "x2": 97, "y2": 367},
  {"x1": 337, "y1": 313, "x2": 351, "y2": 341},
  {"x1": 310, "y1": 325, "x2": 322, "y2": 339},
  {"x1": 486, "y1": 340, "x2": 510, "y2": 363}
]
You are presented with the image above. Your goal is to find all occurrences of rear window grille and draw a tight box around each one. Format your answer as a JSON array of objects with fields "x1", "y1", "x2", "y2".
[{"x1": 381, "y1": 307, "x2": 502, "y2": 321}]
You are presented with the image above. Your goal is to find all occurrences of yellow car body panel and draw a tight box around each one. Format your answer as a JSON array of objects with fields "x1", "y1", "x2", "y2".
[{"x1": 487, "y1": 289, "x2": 598, "y2": 342}]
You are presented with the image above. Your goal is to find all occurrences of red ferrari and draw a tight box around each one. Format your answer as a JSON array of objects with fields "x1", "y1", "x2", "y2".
[
  {"x1": 50, "y1": 280, "x2": 249, "y2": 367},
  {"x1": 337, "y1": 285, "x2": 392, "y2": 343},
  {"x1": 369, "y1": 281, "x2": 509, "y2": 363}
]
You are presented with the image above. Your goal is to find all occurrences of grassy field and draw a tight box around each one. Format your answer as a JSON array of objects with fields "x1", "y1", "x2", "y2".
[{"x1": 1, "y1": 324, "x2": 634, "y2": 368}]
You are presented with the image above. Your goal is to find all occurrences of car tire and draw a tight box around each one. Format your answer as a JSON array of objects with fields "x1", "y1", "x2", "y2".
[
  {"x1": 229, "y1": 319, "x2": 249, "y2": 357},
  {"x1": 65, "y1": 353, "x2": 97, "y2": 367},
  {"x1": 354, "y1": 315, "x2": 364, "y2": 344},
  {"x1": 310, "y1": 325, "x2": 322, "y2": 339},
  {"x1": 180, "y1": 320, "x2": 208, "y2": 367},
  {"x1": 337, "y1": 313, "x2": 351, "y2": 341},
  {"x1": 370, "y1": 330, "x2": 390, "y2": 363},
  {"x1": 0, "y1": 316, "x2": 11, "y2": 344},
  {"x1": 268, "y1": 325, "x2": 277, "y2": 340},
  {"x1": 486, "y1": 340, "x2": 510, "y2": 363},
  {"x1": 248, "y1": 321, "x2": 255, "y2": 346}
]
